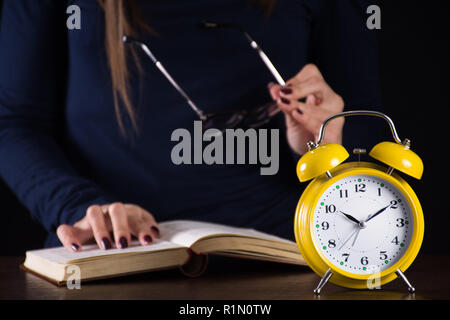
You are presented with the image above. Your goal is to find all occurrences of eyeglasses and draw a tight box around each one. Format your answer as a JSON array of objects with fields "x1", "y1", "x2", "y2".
[{"x1": 123, "y1": 21, "x2": 286, "y2": 133}]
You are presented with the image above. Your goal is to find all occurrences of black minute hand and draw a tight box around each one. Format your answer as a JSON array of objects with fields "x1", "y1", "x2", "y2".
[{"x1": 365, "y1": 204, "x2": 392, "y2": 223}]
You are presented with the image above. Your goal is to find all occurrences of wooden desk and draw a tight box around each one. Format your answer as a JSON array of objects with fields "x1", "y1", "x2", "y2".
[{"x1": 1, "y1": 254, "x2": 449, "y2": 300}]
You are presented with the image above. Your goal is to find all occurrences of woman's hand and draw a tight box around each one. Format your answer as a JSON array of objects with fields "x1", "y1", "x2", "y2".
[
  {"x1": 56, "y1": 202, "x2": 160, "y2": 252},
  {"x1": 268, "y1": 64, "x2": 345, "y2": 155}
]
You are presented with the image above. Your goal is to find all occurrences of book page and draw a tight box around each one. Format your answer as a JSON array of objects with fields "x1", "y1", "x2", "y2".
[
  {"x1": 159, "y1": 220, "x2": 295, "y2": 247},
  {"x1": 27, "y1": 239, "x2": 185, "y2": 264}
]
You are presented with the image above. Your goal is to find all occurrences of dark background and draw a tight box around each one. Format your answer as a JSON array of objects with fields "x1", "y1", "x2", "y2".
[
  {"x1": 377, "y1": 0, "x2": 449, "y2": 254},
  {"x1": 0, "y1": 1, "x2": 448, "y2": 255}
]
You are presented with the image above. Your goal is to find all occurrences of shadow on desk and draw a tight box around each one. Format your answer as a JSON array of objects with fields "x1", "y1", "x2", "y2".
[{"x1": 1, "y1": 254, "x2": 449, "y2": 300}]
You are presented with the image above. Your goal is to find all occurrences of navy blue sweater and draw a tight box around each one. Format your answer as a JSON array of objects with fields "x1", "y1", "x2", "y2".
[{"x1": 0, "y1": 0, "x2": 382, "y2": 247}]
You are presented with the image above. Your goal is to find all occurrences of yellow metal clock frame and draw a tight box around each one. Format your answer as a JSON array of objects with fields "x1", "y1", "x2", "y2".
[
  {"x1": 293, "y1": 110, "x2": 424, "y2": 294},
  {"x1": 294, "y1": 161, "x2": 424, "y2": 290}
]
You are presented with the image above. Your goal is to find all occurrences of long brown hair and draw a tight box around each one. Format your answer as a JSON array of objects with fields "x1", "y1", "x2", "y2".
[{"x1": 97, "y1": 0, "x2": 277, "y2": 133}]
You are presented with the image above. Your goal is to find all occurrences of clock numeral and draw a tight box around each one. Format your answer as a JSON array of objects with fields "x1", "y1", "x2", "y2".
[
  {"x1": 328, "y1": 239, "x2": 336, "y2": 248},
  {"x1": 339, "y1": 189, "x2": 348, "y2": 198},
  {"x1": 321, "y1": 221, "x2": 329, "y2": 230},
  {"x1": 390, "y1": 200, "x2": 398, "y2": 209},
  {"x1": 355, "y1": 183, "x2": 366, "y2": 193},
  {"x1": 391, "y1": 236, "x2": 399, "y2": 245},
  {"x1": 361, "y1": 256, "x2": 369, "y2": 265},
  {"x1": 377, "y1": 187, "x2": 382, "y2": 196},
  {"x1": 342, "y1": 253, "x2": 350, "y2": 262},
  {"x1": 379, "y1": 251, "x2": 388, "y2": 260},
  {"x1": 325, "y1": 205, "x2": 336, "y2": 213},
  {"x1": 396, "y1": 218, "x2": 405, "y2": 227}
]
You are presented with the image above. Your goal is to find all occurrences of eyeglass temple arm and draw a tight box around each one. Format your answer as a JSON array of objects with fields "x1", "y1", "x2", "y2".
[
  {"x1": 200, "y1": 21, "x2": 286, "y2": 86},
  {"x1": 123, "y1": 36, "x2": 206, "y2": 120}
]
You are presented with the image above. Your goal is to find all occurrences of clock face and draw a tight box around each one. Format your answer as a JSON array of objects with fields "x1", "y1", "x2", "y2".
[{"x1": 312, "y1": 174, "x2": 413, "y2": 275}]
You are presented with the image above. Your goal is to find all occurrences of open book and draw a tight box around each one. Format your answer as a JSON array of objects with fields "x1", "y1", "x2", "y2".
[{"x1": 22, "y1": 220, "x2": 307, "y2": 286}]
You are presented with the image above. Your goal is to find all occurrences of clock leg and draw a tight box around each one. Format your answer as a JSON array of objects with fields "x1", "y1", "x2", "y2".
[
  {"x1": 395, "y1": 269, "x2": 415, "y2": 293},
  {"x1": 313, "y1": 268, "x2": 333, "y2": 295}
]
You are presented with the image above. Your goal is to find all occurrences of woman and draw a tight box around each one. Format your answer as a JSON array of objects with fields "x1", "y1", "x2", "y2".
[{"x1": 0, "y1": 0, "x2": 382, "y2": 251}]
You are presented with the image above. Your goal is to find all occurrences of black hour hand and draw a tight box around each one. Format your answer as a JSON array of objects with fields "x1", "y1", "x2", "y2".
[{"x1": 338, "y1": 211, "x2": 361, "y2": 224}]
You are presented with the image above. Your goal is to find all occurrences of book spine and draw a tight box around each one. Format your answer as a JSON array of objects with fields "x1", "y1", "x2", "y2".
[{"x1": 178, "y1": 248, "x2": 208, "y2": 278}]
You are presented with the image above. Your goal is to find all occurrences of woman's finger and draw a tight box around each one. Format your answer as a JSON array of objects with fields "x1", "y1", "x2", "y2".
[
  {"x1": 125, "y1": 204, "x2": 155, "y2": 246},
  {"x1": 277, "y1": 96, "x2": 298, "y2": 114},
  {"x1": 101, "y1": 204, "x2": 109, "y2": 214},
  {"x1": 267, "y1": 82, "x2": 281, "y2": 101},
  {"x1": 149, "y1": 224, "x2": 160, "y2": 239},
  {"x1": 86, "y1": 205, "x2": 113, "y2": 250},
  {"x1": 290, "y1": 105, "x2": 320, "y2": 135},
  {"x1": 288, "y1": 63, "x2": 324, "y2": 86},
  {"x1": 56, "y1": 224, "x2": 83, "y2": 252},
  {"x1": 108, "y1": 202, "x2": 131, "y2": 249},
  {"x1": 291, "y1": 101, "x2": 322, "y2": 130},
  {"x1": 147, "y1": 217, "x2": 160, "y2": 239},
  {"x1": 306, "y1": 94, "x2": 319, "y2": 105},
  {"x1": 129, "y1": 216, "x2": 154, "y2": 246},
  {"x1": 134, "y1": 205, "x2": 160, "y2": 239},
  {"x1": 277, "y1": 97, "x2": 310, "y2": 129},
  {"x1": 299, "y1": 63, "x2": 324, "y2": 79},
  {"x1": 281, "y1": 77, "x2": 327, "y2": 101},
  {"x1": 291, "y1": 101, "x2": 338, "y2": 137}
]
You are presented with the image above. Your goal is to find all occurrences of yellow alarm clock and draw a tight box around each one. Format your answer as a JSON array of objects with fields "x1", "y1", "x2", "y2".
[{"x1": 294, "y1": 110, "x2": 424, "y2": 294}]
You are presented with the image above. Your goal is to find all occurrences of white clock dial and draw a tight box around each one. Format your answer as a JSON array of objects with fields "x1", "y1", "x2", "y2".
[{"x1": 312, "y1": 174, "x2": 413, "y2": 275}]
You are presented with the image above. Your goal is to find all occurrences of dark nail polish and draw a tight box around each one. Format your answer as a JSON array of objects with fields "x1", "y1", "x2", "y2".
[
  {"x1": 102, "y1": 237, "x2": 112, "y2": 250},
  {"x1": 151, "y1": 226, "x2": 160, "y2": 236},
  {"x1": 119, "y1": 237, "x2": 128, "y2": 249},
  {"x1": 144, "y1": 235, "x2": 153, "y2": 244},
  {"x1": 71, "y1": 243, "x2": 79, "y2": 252},
  {"x1": 280, "y1": 87, "x2": 292, "y2": 95},
  {"x1": 280, "y1": 97, "x2": 291, "y2": 105}
]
